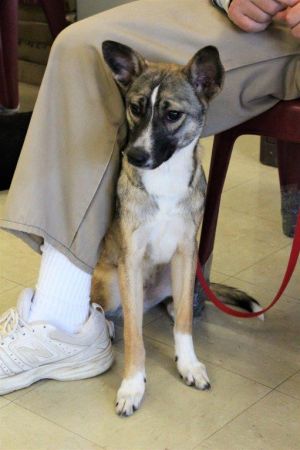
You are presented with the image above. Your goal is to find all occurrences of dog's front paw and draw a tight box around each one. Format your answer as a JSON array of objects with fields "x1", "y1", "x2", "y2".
[
  {"x1": 116, "y1": 372, "x2": 146, "y2": 416},
  {"x1": 177, "y1": 360, "x2": 211, "y2": 390}
]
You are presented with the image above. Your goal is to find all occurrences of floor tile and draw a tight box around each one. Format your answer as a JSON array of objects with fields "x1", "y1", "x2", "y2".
[
  {"x1": 14, "y1": 338, "x2": 269, "y2": 450},
  {"x1": 19, "y1": 82, "x2": 39, "y2": 112},
  {"x1": 220, "y1": 174, "x2": 282, "y2": 226},
  {"x1": 0, "y1": 285, "x2": 28, "y2": 314},
  {"x1": 0, "y1": 228, "x2": 32, "y2": 256},
  {"x1": 237, "y1": 245, "x2": 300, "y2": 300},
  {"x1": 210, "y1": 270, "x2": 230, "y2": 284},
  {"x1": 202, "y1": 206, "x2": 289, "y2": 277},
  {"x1": 0, "y1": 190, "x2": 8, "y2": 216},
  {"x1": 3, "y1": 381, "x2": 47, "y2": 403},
  {"x1": 0, "y1": 402, "x2": 103, "y2": 450},
  {"x1": 144, "y1": 282, "x2": 300, "y2": 387},
  {"x1": 276, "y1": 372, "x2": 300, "y2": 401},
  {"x1": 0, "y1": 277, "x2": 19, "y2": 294},
  {"x1": 0, "y1": 248, "x2": 40, "y2": 286},
  {"x1": 199, "y1": 391, "x2": 300, "y2": 450},
  {"x1": 0, "y1": 396, "x2": 11, "y2": 409},
  {"x1": 0, "y1": 226, "x2": 40, "y2": 286}
]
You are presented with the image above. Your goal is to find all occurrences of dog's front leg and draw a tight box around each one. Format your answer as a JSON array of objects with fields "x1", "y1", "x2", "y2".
[
  {"x1": 116, "y1": 251, "x2": 146, "y2": 416},
  {"x1": 171, "y1": 239, "x2": 211, "y2": 390}
]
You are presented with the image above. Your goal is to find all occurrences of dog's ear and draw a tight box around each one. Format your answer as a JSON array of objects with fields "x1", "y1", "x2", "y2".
[
  {"x1": 183, "y1": 46, "x2": 224, "y2": 101},
  {"x1": 102, "y1": 40, "x2": 147, "y2": 91}
]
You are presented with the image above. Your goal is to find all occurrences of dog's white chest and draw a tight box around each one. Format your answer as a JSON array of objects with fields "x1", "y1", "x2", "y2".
[
  {"x1": 145, "y1": 207, "x2": 185, "y2": 264},
  {"x1": 139, "y1": 146, "x2": 196, "y2": 265}
]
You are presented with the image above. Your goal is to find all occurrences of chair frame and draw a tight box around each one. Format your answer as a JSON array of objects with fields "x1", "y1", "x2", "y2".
[{"x1": 199, "y1": 99, "x2": 300, "y2": 268}]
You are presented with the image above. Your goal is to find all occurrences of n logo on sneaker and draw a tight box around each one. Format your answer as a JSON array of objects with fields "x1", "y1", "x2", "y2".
[{"x1": 15, "y1": 344, "x2": 54, "y2": 365}]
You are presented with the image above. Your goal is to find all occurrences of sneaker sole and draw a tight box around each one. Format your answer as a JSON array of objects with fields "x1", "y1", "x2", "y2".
[{"x1": 0, "y1": 343, "x2": 114, "y2": 396}]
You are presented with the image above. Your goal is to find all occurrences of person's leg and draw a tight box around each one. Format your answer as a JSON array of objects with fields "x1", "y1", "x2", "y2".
[
  {"x1": 0, "y1": 0, "x2": 299, "y2": 393},
  {"x1": 1, "y1": 1, "x2": 299, "y2": 272},
  {"x1": 1, "y1": 0, "x2": 300, "y2": 312}
]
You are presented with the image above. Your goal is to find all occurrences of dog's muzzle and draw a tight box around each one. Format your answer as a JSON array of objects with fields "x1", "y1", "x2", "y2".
[{"x1": 126, "y1": 147, "x2": 150, "y2": 168}]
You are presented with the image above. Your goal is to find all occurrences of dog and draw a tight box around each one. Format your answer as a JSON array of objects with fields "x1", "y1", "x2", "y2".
[{"x1": 91, "y1": 41, "x2": 259, "y2": 416}]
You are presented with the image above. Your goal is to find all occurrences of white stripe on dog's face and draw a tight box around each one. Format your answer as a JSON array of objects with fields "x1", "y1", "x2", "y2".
[{"x1": 133, "y1": 85, "x2": 159, "y2": 154}]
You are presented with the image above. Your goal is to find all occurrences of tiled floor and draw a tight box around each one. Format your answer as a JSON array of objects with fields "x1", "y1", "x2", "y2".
[{"x1": 0, "y1": 136, "x2": 299, "y2": 450}]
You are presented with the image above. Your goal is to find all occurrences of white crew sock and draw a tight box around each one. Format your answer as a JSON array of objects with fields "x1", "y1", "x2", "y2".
[{"x1": 29, "y1": 242, "x2": 91, "y2": 333}]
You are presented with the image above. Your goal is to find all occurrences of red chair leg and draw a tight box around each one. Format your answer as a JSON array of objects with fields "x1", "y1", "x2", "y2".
[
  {"x1": 277, "y1": 141, "x2": 300, "y2": 237},
  {"x1": 194, "y1": 130, "x2": 238, "y2": 315},
  {"x1": 40, "y1": 0, "x2": 67, "y2": 39},
  {"x1": 199, "y1": 130, "x2": 239, "y2": 267},
  {"x1": 0, "y1": 0, "x2": 19, "y2": 110},
  {"x1": 0, "y1": 38, "x2": 9, "y2": 108}
]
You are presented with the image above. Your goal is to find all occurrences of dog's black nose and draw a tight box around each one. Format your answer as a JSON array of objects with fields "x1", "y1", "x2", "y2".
[{"x1": 126, "y1": 148, "x2": 150, "y2": 167}]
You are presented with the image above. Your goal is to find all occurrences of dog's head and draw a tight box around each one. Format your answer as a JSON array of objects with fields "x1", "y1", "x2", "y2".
[{"x1": 102, "y1": 40, "x2": 224, "y2": 169}]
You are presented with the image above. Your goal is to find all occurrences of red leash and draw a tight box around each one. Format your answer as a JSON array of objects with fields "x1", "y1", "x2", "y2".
[{"x1": 196, "y1": 212, "x2": 300, "y2": 318}]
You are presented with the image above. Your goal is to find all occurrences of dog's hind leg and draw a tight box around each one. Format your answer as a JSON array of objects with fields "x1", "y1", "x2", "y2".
[
  {"x1": 171, "y1": 239, "x2": 211, "y2": 391},
  {"x1": 91, "y1": 260, "x2": 122, "y2": 314}
]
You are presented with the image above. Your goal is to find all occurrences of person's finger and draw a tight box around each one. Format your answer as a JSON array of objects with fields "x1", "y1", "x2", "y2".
[
  {"x1": 273, "y1": 8, "x2": 289, "y2": 21},
  {"x1": 244, "y1": 2, "x2": 274, "y2": 22},
  {"x1": 285, "y1": 1, "x2": 300, "y2": 26},
  {"x1": 229, "y1": 12, "x2": 272, "y2": 31},
  {"x1": 253, "y1": 0, "x2": 286, "y2": 15},
  {"x1": 229, "y1": 3, "x2": 272, "y2": 30},
  {"x1": 277, "y1": 0, "x2": 299, "y2": 6},
  {"x1": 274, "y1": 3, "x2": 300, "y2": 38}
]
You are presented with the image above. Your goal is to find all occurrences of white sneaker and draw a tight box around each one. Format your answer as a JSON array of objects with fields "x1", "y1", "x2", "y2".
[{"x1": 0, "y1": 288, "x2": 114, "y2": 395}]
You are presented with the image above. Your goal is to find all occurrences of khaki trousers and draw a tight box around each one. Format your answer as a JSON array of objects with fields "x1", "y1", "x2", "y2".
[{"x1": 1, "y1": 0, "x2": 300, "y2": 273}]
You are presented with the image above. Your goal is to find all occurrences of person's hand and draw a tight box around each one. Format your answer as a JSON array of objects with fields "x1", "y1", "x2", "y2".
[
  {"x1": 274, "y1": 0, "x2": 300, "y2": 38},
  {"x1": 228, "y1": 0, "x2": 285, "y2": 32}
]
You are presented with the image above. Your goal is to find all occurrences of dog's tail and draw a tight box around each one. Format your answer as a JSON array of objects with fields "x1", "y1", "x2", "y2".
[{"x1": 210, "y1": 283, "x2": 264, "y2": 320}]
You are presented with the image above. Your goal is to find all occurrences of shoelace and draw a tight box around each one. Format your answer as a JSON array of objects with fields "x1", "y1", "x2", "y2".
[{"x1": 0, "y1": 308, "x2": 19, "y2": 337}]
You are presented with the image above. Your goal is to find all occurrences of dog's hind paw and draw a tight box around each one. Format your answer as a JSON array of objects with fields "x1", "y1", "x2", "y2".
[
  {"x1": 116, "y1": 372, "x2": 146, "y2": 416},
  {"x1": 178, "y1": 361, "x2": 211, "y2": 390}
]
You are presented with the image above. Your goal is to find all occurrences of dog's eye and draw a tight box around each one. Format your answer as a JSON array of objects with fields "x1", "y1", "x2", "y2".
[
  {"x1": 129, "y1": 103, "x2": 141, "y2": 117},
  {"x1": 166, "y1": 110, "x2": 183, "y2": 122}
]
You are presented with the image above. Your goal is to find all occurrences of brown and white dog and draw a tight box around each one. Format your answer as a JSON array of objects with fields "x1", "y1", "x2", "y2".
[{"x1": 91, "y1": 41, "x2": 224, "y2": 416}]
